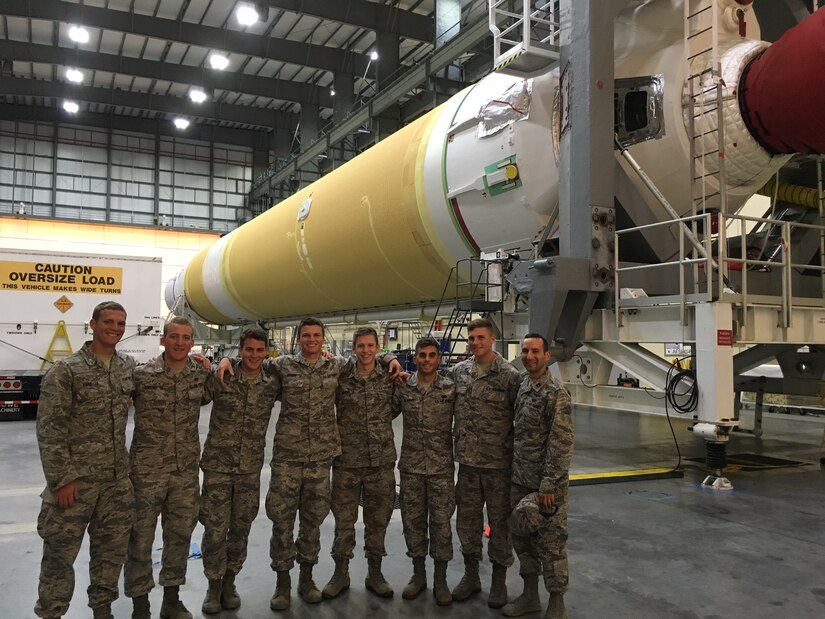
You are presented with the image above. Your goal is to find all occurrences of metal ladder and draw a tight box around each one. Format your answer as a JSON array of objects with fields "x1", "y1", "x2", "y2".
[{"x1": 684, "y1": 0, "x2": 728, "y2": 221}]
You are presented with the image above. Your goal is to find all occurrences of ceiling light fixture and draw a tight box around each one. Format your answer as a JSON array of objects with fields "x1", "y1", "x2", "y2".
[
  {"x1": 330, "y1": 88, "x2": 336, "y2": 96},
  {"x1": 236, "y1": 4, "x2": 259, "y2": 26},
  {"x1": 173, "y1": 117, "x2": 190, "y2": 130},
  {"x1": 209, "y1": 53, "x2": 229, "y2": 70},
  {"x1": 65, "y1": 68, "x2": 84, "y2": 83},
  {"x1": 189, "y1": 89, "x2": 207, "y2": 103},
  {"x1": 370, "y1": 50, "x2": 379, "y2": 61},
  {"x1": 63, "y1": 100, "x2": 79, "y2": 114},
  {"x1": 68, "y1": 26, "x2": 90, "y2": 44}
]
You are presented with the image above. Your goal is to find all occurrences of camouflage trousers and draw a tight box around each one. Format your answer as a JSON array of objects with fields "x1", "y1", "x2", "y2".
[
  {"x1": 124, "y1": 468, "x2": 199, "y2": 597},
  {"x1": 200, "y1": 470, "x2": 261, "y2": 580},
  {"x1": 330, "y1": 463, "x2": 395, "y2": 561},
  {"x1": 455, "y1": 464, "x2": 514, "y2": 567},
  {"x1": 399, "y1": 471, "x2": 455, "y2": 562},
  {"x1": 266, "y1": 459, "x2": 331, "y2": 571},
  {"x1": 34, "y1": 477, "x2": 133, "y2": 618},
  {"x1": 510, "y1": 483, "x2": 569, "y2": 593}
]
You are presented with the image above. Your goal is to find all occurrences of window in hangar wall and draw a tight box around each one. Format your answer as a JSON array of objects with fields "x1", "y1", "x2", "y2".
[{"x1": 0, "y1": 119, "x2": 252, "y2": 233}]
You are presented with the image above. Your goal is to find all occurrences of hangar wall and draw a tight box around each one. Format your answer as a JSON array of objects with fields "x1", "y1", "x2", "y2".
[{"x1": 0, "y1": 120, "x2": 252, "y2": 233}]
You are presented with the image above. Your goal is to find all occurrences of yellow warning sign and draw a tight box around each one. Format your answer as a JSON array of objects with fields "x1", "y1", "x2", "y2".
[
  {"x1": 54, "y1": 295, "x2": 74, "y2": 313},
  {"x1": 0, "y1": 261, "x2": 122, "y2": 295}
]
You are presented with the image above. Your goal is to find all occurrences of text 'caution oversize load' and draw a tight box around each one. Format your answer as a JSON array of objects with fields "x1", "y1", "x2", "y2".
[{"x1": 0, "y1": 261, "x2": 123, "y2": 294}]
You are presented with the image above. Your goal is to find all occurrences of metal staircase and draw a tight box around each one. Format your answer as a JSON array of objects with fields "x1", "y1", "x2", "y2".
[{"x1": 429, "y1": 257, "x2": 505, "y2": 365}]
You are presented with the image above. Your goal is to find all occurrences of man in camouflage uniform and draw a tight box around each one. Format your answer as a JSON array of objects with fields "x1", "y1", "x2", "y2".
[
  {"x1": 503, "y1": 333, "x2": 574, "y2": 619},
  {"x1": 125, "y1": 317, "x2": 208, "y2": 619},
  {"x1": 200, "y1": 327, "x2": 281, "y2": 614},
  {"x1": 392, "y1": 337, "x2": 456, "y2": 607},
  {"x1": 216, "y1": 317, "x2": 400, "y2": 611},
  {"x1": 322, "y1": 326, "x2": 396, "y2": 600},
  {"x1": 452, "y1": 318, "x2": 521, "y2": 608},
  {"x1": 34, "y1": 301, "x2": 135, "y2": 619}
]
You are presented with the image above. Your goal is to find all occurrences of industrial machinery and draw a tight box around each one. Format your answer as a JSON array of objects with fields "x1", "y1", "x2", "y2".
[{"x1": 167, "y1": 0, "x2": 825, "y2": 488}]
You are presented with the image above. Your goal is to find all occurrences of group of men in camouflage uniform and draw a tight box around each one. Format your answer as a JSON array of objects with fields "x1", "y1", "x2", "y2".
[
  {"x1": 34, "y1": 303, "x2": 209, "y2": 619},
  {"x1": 35, "y1": 303, "x2": 573, "y2": 619}
]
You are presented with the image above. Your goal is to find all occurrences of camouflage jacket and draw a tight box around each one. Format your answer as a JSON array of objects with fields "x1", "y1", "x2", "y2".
[
  {"x1": 130, "y1": 354, "x2": 208, "y2": 475},
  {"x1": 392, "y1": 370, "x2": 455, "y2": 476},
  {"x1": 262, "y1": 352, "x2": 394, "y2": 464},
  {"x1": 36, "y1": 341, "x2": 136, "y2": 493},
  {"x1": 512, "y1": 371, "x2": 574, "y2": 494},
  {"x1": 335, "y1": 361, "x2": 396, "y2": 468},
  {"x1": 452, "y1": 352, "x2": 521, "y2": 470},
  {"x1": 200, "y1": 359, "x2": 281, "y2": 474}
]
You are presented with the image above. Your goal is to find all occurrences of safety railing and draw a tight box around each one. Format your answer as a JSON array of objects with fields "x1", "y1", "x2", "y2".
[
  {"x1": 489, "y1": 0, "x2": 560, "y2": 70},
  {"x1": 615, "y1": 212, "x2": 825, "y2": 329}
]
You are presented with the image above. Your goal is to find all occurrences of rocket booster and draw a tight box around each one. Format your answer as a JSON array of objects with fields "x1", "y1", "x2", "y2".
[{"x1": 167, "y1": 1, "x2": 825, "y2": 325}]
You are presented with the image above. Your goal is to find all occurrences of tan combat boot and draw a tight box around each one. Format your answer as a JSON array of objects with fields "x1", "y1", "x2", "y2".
[
  {"x1": 401, "y1": 557, "x2": 427, "y2": 600},
  {"x1": 488, "y1": 562, "x2": 508, "y2": 609},
  {"x1": 160, "y1": 585, "x2": 193, "y2": 619},
  {"x1": 297, "y1": 562, "x2": 322, "y2": 603},
  {"x1": 201, "y1": 579, "x2": 222, "y2": 614},
  {"x1": 502, "y1": 574, "x2": 541, "y2": 616},
  {"x1": 221, "y1": 569, "x2": 241, "y2": 609},
  {"x1": 545, "y1": 592, "x2": 568, "y2": 619},
  {"x1": 433, "y1": 560, "x2": 452, "y2": 606},
  {"x1": 131, "y1": 594, "x2": 150, "y2": 619},
  {"x1": 451, "y1": 555, "x2": 481, "y2": 602},
  {"x1": 365, "y1": 557, "x2": 394, "y2": 598},
  {"x1": 270, "y1": 570, "x2": 291, "y2": 611},
  {"x1": 322, "y1": 558, "x2": 351, "y2": 599}
]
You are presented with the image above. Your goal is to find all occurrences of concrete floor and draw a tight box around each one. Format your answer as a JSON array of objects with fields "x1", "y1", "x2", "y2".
[{"x1": 1, "y1": 404, "x2": 824, "y2": 618}]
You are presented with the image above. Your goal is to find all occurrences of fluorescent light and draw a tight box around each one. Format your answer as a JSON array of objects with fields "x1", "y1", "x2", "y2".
[
  {"x1": 173, "y1": 117, "x2": 190, "y2": 130},
  {"x1": 370, "y1": 50, "x2": 379, "y2": 61},
  {"x1": 65, "y1": 68, "x2": 84, "y2": 83},
  {"x1": 188, "y1": 89, "x2": 207, "y2": 103},
  {"x1": 236, "y1": 4, "x2": 259, "y2": 26},
  {"x1": 209, "y1": 53, "x2": 229, "y2": 70},
  {"x1": 63, "y1": 100, "x2": 79, "y2": 114},
  {"x1": 68, "y1": 26, "x2": 89, "y2": 43}
]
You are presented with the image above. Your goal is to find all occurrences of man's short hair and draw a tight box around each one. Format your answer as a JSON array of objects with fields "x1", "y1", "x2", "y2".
[
  {"x1": 240, "y1": 327, "x2": 268, "y2": 348},
  {"x1": 415, "y1": 336, "x2": 442, "y2": 354},
  {"x1": 467, "y1": 317, "x2": 494, "y2": 333},
  {"x1": 92, "y1": 301, "x2": 126, "y2": 321},
  {"x1": 523, "y1": 332, "x2": 549, "y2": 353},
  {"x1": 352, "y1": 326, "x2": 379, "y2": 347},
  {"x1": 163, "y1": 316, "x2": 194, "y2": 336},
  {"x1": 297, "y1": 316, "x2": 325, "y2": 337}
]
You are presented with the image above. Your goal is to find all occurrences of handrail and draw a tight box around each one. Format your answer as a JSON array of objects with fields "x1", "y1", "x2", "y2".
[{"x1": 615, "y1": 211, "x2": 825, "y2": 330}]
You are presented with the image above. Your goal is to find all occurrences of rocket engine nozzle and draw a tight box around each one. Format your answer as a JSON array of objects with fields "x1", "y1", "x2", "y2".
[{"x1": 740, "y1": 7, "x2": 825, "y2": 155}]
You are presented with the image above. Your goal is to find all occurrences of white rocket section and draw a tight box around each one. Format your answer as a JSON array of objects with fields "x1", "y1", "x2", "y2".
[
  {"x1": 201, "y1": 235, "x2": 254, "y2": 321},
  {"x1": 422, "y1": 71, "x2": 560, "y2": 259}
]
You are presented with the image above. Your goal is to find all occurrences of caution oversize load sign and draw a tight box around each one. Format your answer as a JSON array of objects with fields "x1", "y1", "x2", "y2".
[{"x1": 0, "y1": 260, "x2": 123, "y2": 294}]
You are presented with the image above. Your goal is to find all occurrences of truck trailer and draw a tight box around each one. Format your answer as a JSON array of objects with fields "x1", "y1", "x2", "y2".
[{"x1": 0, "y1": 249, "x2": 162, "y2": 420}]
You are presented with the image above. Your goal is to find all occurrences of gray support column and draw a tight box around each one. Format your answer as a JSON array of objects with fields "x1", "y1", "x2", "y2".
[
  {"x1": 436, "y1": 0, "x2": 462, "y2": 80},
  {"x1": 436, "y1": 0, "x2": 461, "y2": 47},
  {"x1": 333, "y1": 72, "x2": 355, "y2": 124},
  {"x1": 153, "y1": 124, "x2": 160, "y2": 225},
  {"x1": 375, "y1": 30, "x2": 400, "y2": 88},
  {"x1": 208, "y1": 133, "x2": 215, "y2": 230},
  {"x1": 333, "y1": 72, "x2": 356, "y2": 164},
  {"x1": 51, "y1": 121, "x2": 57, "y2": 217},
  {"x1": 301, "y1": 103, "x2": 320, "y2": 147},
  {"x1": 558, "y1": 0, "x2": 616, "y2": 268},
  {"x1": 252, "y1": 131, "x2": 270, "y2": 182},
  {"x1": 105, "y1": 123, "x2": 112, "y2": 223}
]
